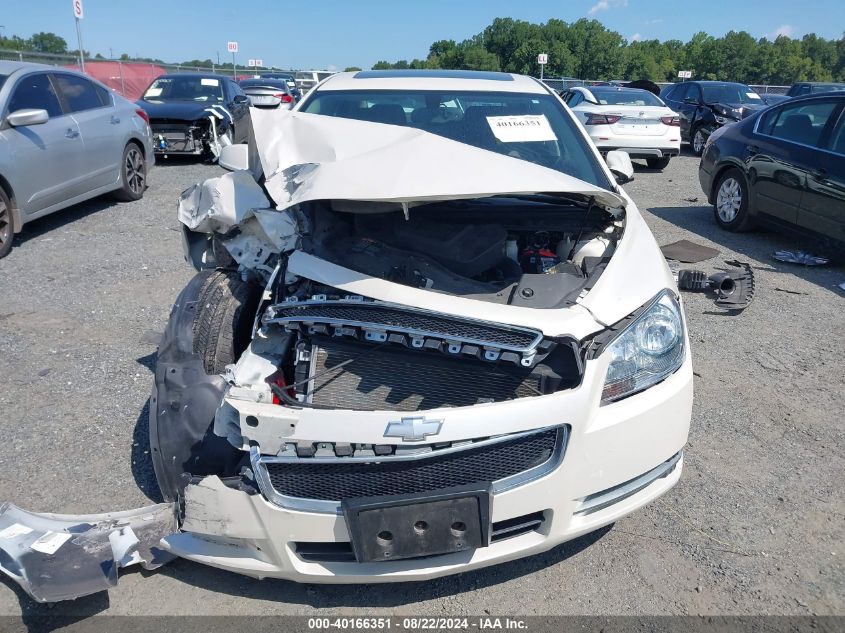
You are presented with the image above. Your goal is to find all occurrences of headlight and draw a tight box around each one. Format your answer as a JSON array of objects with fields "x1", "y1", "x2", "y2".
[{"x1": 601, "y1": 290, "x2": 685, "y2": 404}]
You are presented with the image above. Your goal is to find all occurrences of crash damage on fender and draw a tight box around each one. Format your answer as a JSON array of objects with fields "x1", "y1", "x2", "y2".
[{"x1": 1, "y1": 107, "x2": 692, "y2": 601}]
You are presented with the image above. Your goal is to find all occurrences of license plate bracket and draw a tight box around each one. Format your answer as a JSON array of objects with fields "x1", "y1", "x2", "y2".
[{"x1": 342, "y1": 484, "x2": 491, "y2": 563}]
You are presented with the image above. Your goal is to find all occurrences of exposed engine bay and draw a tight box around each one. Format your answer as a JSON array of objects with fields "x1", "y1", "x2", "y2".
[
  {"x1": 178, "y1": 182, "x2": 624, "y2": 424},
  {"x1": 150, "y1": 107, "x2": 233, "y2": 159},
  {"x1": 306, "y1": 197, "x2": 620, "y2": 308}
]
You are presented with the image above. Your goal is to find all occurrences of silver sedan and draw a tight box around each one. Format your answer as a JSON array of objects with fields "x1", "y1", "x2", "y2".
[{"x1": 0, "y1": 61, "x2": 155, "y2": 258}]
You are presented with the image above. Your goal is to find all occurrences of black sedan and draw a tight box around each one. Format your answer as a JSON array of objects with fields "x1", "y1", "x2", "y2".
[
  {"x1": 699, "y1": 93, "x2": 845, "y2": 251},
  {"x1": 137, "y1": 73, "x2": 250, "y2": 158},
  {"x1": 661, "y1": 81, "x2": 768, "y2": 155}
]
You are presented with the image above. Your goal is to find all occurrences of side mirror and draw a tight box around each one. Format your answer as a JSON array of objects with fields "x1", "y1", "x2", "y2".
[
  {"x1": 7, "y1": 109, "x2": 49, "y2": 127},
  {"x1": 605, "y1": 150, "x2": 634, "y2": 185},
  {"x1": 218, "y1": 143, "x2": 250, "y2": 171},
  {"x1": 233, "y1": 94, "x2": 249, "y2": 104}
]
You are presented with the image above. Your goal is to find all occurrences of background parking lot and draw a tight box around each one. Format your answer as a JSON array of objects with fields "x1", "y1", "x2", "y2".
[{"x1": 0, "y1": 153, "x2": 842, "y2": 617}]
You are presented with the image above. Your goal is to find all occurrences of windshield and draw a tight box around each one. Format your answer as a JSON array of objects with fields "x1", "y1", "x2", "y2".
[
  {"x1": 142, "y1": 76, "x2": 224, "y2": 102},
  {"x1": 589, "y1": 88, "x2": 664, "y2": 106},
  {"x1": 300, "y1": 89, "x2": 612, "y2": 189},
  {"x1": 701, "y1": 83, "x2": 762, "y2": 104}
]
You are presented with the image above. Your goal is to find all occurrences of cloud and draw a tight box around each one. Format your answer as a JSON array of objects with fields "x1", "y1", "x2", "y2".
[
  {"x1": 587, "y1": 0, "x2": 627, "y2": 16},
  {"x1": 628, "y1": 33, "x2": 642, "y2": 42},
  {"x1": 771, "y1": 24, "x2": 794, "y2": 38},
  {"x1": 645, "y1": 18, "x2": 664, "y2": 25}
]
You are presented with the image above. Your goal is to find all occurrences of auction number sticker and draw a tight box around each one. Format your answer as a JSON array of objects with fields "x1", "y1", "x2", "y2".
[
  {"x1": 201, "y1": 78, "x2": 220, "y2": 87},
  {"x1": 486, "y1": 114, "x2": 557, "y2": 142}
]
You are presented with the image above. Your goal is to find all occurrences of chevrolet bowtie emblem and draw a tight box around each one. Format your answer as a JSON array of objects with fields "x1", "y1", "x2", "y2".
[{"x1": 384, "y1": 416, "x2": 443, "y2": 442}]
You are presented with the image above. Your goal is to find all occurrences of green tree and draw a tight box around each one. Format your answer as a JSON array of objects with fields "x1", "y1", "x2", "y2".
[
  {"x1": 344, "y1": 66, "x2": 362, "y2": 72},
  {"x1": 29, "y1": 31, "x2": 68, "y2": 54}
]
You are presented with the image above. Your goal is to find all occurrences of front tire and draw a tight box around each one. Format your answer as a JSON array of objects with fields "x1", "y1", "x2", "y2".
[
  {"x1": 646, "y1": 156, "x2": 671, "y2": 170},
  {"x1": 691, "y1": 125, "x2": 711, "y2": 156},
  {"x1": 113, "y1": 142, "x2": 146, "y2": 201},
  {"x1": 713, "y1": 168, "x2": 754, "y2": 231},
  {"x1": 150, "y1": 270, "x2": 262, "y2": 500},
  {"x1": 0, "y1": 186, "x2": 13, "y2": 259}
]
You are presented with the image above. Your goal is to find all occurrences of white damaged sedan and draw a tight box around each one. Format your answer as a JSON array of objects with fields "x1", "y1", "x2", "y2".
[{"x1": 0, "y1": 70, "x2": 692, "y2": 601}]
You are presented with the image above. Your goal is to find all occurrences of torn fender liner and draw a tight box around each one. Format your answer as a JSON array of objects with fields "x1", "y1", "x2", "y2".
[
  {"x1": 0, "y1": 502, "x2": 176, "y2": 603},
  {"x1": 150, "y1": 271, "x2": 243, "y2": 502},
  {"x1": 248, "y1": 108, "x2": 627, "y2": 212}
]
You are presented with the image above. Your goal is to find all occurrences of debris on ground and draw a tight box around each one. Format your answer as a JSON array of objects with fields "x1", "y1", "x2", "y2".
[
  {"x1": 676, "y1": 260, "x2": 755, "y2": 310},
  {"x1": 772, "y1": 250, "x2": 830, "y2": 266},
  {"x1": 661, "y1": 239, "x2": 719, "y2": 264},
  {"x1": 683, "y1": 196, "x2": 699, "y2": 202}
]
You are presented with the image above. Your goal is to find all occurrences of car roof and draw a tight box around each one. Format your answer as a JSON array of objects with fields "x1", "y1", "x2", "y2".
[
  {"x1": 0, "y1": 60, "x2": 86, "y2": 76},
  {"x1": 783, "y1": 91, "x2": 845, "y2": 103},
  {"x1": 239, "y1": 78, "x2": 289, "y2": 86},
  {"x1": 689, "y1": 81, "x2": 750, "y2": 86},
  {"x1": 318, "y1": 70, "x2": 548, "y2": 94},
  {"x1": 155, "y1": 73, "x2": 232, "y2": 80}
]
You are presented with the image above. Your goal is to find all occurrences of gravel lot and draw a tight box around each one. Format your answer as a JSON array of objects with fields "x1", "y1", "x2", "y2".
[{"x1": 0, "y1": 151, "x2": 842, "y2": 618}]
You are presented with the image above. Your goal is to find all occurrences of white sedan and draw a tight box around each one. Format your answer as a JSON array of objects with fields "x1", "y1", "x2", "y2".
[{"x1": 562, "y1": 86, "x2": 681, "y2": 170}]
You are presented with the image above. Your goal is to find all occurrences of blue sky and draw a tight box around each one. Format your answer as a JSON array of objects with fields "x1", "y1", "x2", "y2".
[{"x1": 3, "y1": 0, "x2": 843, "y2": 69}]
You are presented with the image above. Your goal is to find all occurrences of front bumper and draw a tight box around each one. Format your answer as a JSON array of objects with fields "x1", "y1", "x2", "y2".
[
  {"x1": 589, "y1": 134, "x2": 680, "y2": 159},
  {"x1": 163, "y1": 354, "x2": 692, "y2": 582}
]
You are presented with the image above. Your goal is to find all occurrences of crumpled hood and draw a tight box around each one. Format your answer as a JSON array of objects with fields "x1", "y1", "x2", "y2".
[
  {"x1": 713, "y1": 101, "x2": 766, "y2": 119},
  {"x1": 248, "y1": 108, "x2": 627, "y2": 212},
  {"x1": 136, "y1": 99, "x2": 230, "y2": 122}
]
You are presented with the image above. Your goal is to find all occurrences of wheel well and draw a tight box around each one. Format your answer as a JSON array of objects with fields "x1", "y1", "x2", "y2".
[
  {"x1": 126, "y1": 138, "x2": 145, "y2": 157},
  {"x1": 0, "y1": 173, "x2": 22, "y2": 233}
]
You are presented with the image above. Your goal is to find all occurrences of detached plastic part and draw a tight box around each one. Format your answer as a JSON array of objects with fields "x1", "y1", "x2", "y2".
[
  {"x1": 677, "y1": 260, "x2": 755, "y2": 310},
  {"x1": 0, "y1": 502, "x2": 177, "y2": 602}
]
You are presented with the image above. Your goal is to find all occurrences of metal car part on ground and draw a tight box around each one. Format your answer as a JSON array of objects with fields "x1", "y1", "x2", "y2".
[{"x1": 675, "y1": 260, "x2": 756, "y2": 310}]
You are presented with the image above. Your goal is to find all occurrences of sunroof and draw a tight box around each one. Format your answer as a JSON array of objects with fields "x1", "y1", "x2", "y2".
[{"x1": 354, "y1": 69, "x2": 514, "y2": 81}]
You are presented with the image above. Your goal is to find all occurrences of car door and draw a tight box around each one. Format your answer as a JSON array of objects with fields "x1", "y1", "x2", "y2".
[
  {"x1": 748, "y1": 99, "x2": 841, "y2": 226},
  {"x1": 0, "y1": 71, "x2": 84, "y2": 215},
  {"x1": 226, "y1": 80, "x2": 250, "y2": 141},
  {"x1": 53, "y1": 72, "x2": 119, "y2": 191},
  {"x1": 796, "y1": 101, "x2": 845, "y2": 242},
  {"x1": 665, "y1": 83, "x2": 692, "y2": 139},
  {"x1": 679, "y1": 84, "x2": 704, "y2": 141}
]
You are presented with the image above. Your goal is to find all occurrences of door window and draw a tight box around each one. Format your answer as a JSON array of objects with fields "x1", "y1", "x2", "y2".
[
  {"x1": 672, "y1": 83, "x2": 690, "y2": 102},
  {"x1": 94, "y1": 83, "x2": 112, "y2": 106},
  {"x1": 827, "y1": 113, "x2": 845, "y2": 156},
  {"x1": 687, "y1": 84, "x2": 702, "y2": 104},
  {"x1": 53, "y1": 74, "x2": 104, "y2": 112},
  {"x1": 758, "y1": 100, "x2": 839, "y2": 147},
  {"x1": 568, "y1": 91, "x2": 583, "y2": 106},
  {"x1": 7, "y1": 73, "x2": 63, "y2": 117}
]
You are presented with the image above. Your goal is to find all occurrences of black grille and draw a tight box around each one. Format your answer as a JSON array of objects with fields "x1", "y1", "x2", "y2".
[
  {"x1": 263, "y1": 428, "x2": 562, "y2": 502},
  {"x1": 309, "y1": 339, "x2": 541, "y2": 411},
  {"x1": 272, "y1": 303, "x2": 539, "y2": 350}
]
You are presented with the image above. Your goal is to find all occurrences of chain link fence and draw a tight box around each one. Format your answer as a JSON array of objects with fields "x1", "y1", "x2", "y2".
[
  {"x1": 2, "y1": 49, "x2": 791, "y2": 97},
  {"x1": 0, "y1": 48, "x2": 296, "y2": 77},
  {"x1": 540, "y1": 77, "x2": 789, "y2": 95}
]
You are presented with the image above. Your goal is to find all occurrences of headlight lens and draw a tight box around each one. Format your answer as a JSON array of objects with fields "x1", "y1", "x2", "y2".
[{"x1": 601, "y1": 290, "x2": 685, "y2": 404}]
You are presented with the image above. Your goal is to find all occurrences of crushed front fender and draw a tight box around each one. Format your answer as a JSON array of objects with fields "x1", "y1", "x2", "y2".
[{"x1": 0, "y1": 502, "x2": 177, "y2": 602}]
